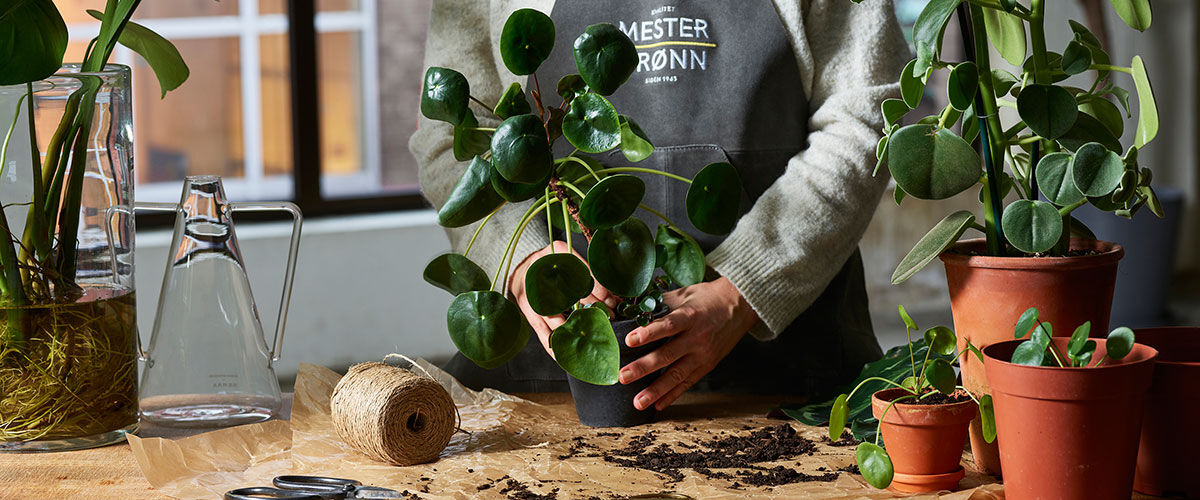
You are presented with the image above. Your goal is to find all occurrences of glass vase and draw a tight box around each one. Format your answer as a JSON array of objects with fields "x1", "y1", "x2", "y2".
[{"x1": 0, "y1": 64, "x2": 137, "y2": 451}]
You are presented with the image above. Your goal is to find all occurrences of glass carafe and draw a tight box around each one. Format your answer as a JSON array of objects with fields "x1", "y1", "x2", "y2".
[{"x1": 134, "y1": 176, "x2": 301, "y2": 427}]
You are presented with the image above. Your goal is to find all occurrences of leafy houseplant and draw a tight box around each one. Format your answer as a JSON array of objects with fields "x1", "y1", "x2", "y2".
[
  {"x1": 419, "y1": 9, "x2": 740, "y2": 425},
  {"x1": 983, "y1": 308, "x2": 1157, "y2": 499},
  {"x1": 859, "y1": 0, "x2": 1159, "y2": 473},
  {"x1": 0, "y1": 0, "x2": 187, "y2": 449},
  {"x1": 828, "y1": 306, "x2": 995, "y2": 492}
]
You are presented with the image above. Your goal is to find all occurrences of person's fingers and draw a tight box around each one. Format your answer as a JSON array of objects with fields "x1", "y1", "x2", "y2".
[
  {"x1": 545, "y1": 314, "x2": 566, "y2": 331},
  {"x1": 619, "y1": 337, "x2": 686, "y2": 384},
  {"x1": 626, "y1": 309, "x2": 693, "y2": 347},
  {"x1": 634, "y1": 355, "x2": 702, "y2": 410},
  {"x1": 654, "y1": 362, "x2": 712, "y2": 410}
]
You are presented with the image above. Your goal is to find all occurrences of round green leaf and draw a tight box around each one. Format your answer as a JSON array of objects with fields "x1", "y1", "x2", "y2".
[
  {"x1": 493, "y1": 82, "x2": 532, "y2": 119},
  {"x1": 1011, "y1": 340, "x2": 1047, "y2": 366},
  {"x1": 924, "y1": 358, "x2": 956, "y2": 394},
  {"x1": 491, "y1": 114, "x2": 553, "y2": 183},
  {"x1": 991, "y1": 69, "x2": 1019, "y2": 97},
  {"x1": 562, "y1": 92, "x2": 621, "y2": 153},
  {"x1": 1002, "y1": 199, "x2": 1063, "y2": 253},
  {"x1": 1057, "y1": 112, "x2": 1122, "y2": 153},
  {"x1": 1106, "y1": 326, "x2": 1135, "y2": 360},
  {"x1": 526, "y1": 253, "x2": 594, "y2": 316},
  {"x1": 655, "y1": 225, "x2": 705, "y2": 287},
  {"x1": 978, "y1": 395, "x2": 997, "y2": 443},
  {"x1": 899, "y1": 59, "x2": 924, "y2": 108},
  {"x1": 1036, "y1": 152, "x2": 1084, "y2": 206},
  {"x1": 499, "y1": 8, "x2": 555, "y2": 75},
  {"x1": 447, "y1": 291, "x2": 531, "y2": 369},
  {"x1": 0, "y1": 0, "x2": 67, "y2": 85},
  {"x1": 891, "y1": 210, "x2": 975, "y2": 285},
  {"x1": 420, "y1": 67, "x2": 470, "y2": 125},
  {"x1": 588, "y1": 218, "x2": 655, "y2": 297},
  {"x1": 550, "y1": 307, "x2": 619, "y2": 385},
  {"x1": 453, "y1": 111, "x2": 491, "y2": 161},
  {"x1": 1032, "y1": 322, "x2": 1052, "y2": 346},
  {"x1": 1017, "y1": 84, "x2": 1078, "y2": 139},
  {"x1": 556, "y1": 74, "x2": 587, "y2": 100},
  {"x1": 618, "y1": 115, "x2": 654, "y2": 162},
  {"x1": 1061, "y1": 40, "x2": 1092, "y2": 75},
  {"x1": 579, "y1": 174, "x2": 644, "y2": 230},
  {"x1": 881, "y1": 99, "x2": 909, "y2": 127},
  {"x1": 573, "y1": 23, "x2": 637, "y2": 96},
  {"x1": 437, "y1": 156, "x2": 505, "y2": 228},
  {"x1": 1131, "y1": 55, "x2": 1158, "y2": 148},
  {"x1": 923, "y1": 326, "x2": 957, "y2": 356},
  {"x1": 1075, "y1": 340, "x2": 1097, "y2": 366},
  {"x1": 491, "y1": 164, "x2": 549, "y2": 202},
  {"x1": 685, "y1": 162, "x2": 743, "y2": 235},
  {"x1": 423, "y1": 253, "x2": 490, "y2": 295},
  {"x1": 886, "y1": 124, "x2": 981, "y2": 200},
  {"x1": 947, "y1": 62, "x2": 978, "y2": 111},
  {"x1": 1068, "y1": 321, "x2": 1092, "y2": 357},
  {"x1": 856, "y1": 442, "x2": 894, "y2": 489},
  {"x1": 1013, "y1": 307, "x2": 1039, "y2": 339},
  {"x1": 1071, "y1": 142, "x2": 1124, "y2": 197},
  {"x1": 1079, "y1": 97, "x2": 1124, "y2": 141},
  {"x1": 828, "y1": 394, "x2": 849, "y2": 441}
]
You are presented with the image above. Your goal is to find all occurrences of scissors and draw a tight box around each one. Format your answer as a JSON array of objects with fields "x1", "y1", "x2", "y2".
[{"x1": 224, "y1": 475, "x2": 406, "y2": 499}]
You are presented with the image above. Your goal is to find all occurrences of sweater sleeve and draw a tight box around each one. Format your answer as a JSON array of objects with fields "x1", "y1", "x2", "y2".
[
  {"x1": 706, "y1": 0, "x2": 911, "y2": 339},
  {"x1": 410, "y1": 0, "x2": 551, "y2": 285}
]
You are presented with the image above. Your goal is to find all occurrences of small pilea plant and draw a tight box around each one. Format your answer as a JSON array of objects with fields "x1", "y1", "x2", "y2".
[
  {"x1": 828, "y1": 306, "x2": 997, "y2": 489},
  {"x1": 420, "y1": 9, "x2": 741, "y2": 385},
  {"x1": 1009, "y1": 307, "x2": 1136, "y2": 367},
  {"x1": 863, "y1": 0, "x2": 1161, "y2": 285}
]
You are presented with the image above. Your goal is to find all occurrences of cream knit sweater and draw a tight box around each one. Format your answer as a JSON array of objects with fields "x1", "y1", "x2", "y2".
[{"x1": 410, "y1": 0, "x2": 910, "y2": 340}]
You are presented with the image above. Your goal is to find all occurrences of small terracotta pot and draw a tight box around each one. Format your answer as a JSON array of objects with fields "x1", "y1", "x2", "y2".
[
  {"x1": 983, "y1": 338, "x2": 1157, "y2": 500},
  {"x1": 940, "y1": 238, "x2": 1123, "y2": 475},
  {"x1": 871, "y1": 388, "x2": 977, "y2": 493},
  {"x1": 1131, "y1": 327, "x2": 1200, "y2": 497}
]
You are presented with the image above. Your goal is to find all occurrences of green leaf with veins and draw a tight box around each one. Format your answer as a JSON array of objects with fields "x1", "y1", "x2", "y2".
[
  {"x1": 1011, "y1": 340, "x2": 1047, "y2": 366},
  {"x1": 1017, "y1": 84, "x2": 1078, "y2": 140},
  {"x1": 1014, "y1": 307, "x2": 1039, "y2": 339},
  {"x1": 87, "y1": 9, "x2": 188, "y2": 97},
  {"x1": 573, "y1": 23, "x2": 637, "y2": 95},
  {"x1": 892, "y1": 210, "x2": 974, "y2": 284},
  {"x1": 588, "y1": 218, "x2": 655, "y2": 297},
  {"x1": 499, "y1": 8, "x2": 555, "y2": 75},
  {"x1": 1002, "y1": 199, "x2": 1062, "y2": 253},
  {"x1": 491, "y1": 114, "x2": 554, "y2": 183},
  {"x1": 526, "y1": 253, "x2": 594, "y2": 315},
  {"x1": 579, "y1": 174, "x2": 644, "y2": 229},
  {"x1": 1131, "y1": 56, "x2": 1158, "y2": 148},
  {"x1": 981, "y1": 7, "x2": 1026, "y2": 66},
  {"x1": 551, "y1": 307, "x2": 620, "y2": 385},
  {"x1": 493, "y1": 82, "x2": 532, "y2": 119},
  {"x1": 0, "y1": 0, "x2": 67, "y2": 85},
  {"x1": 1036, "y1": 153, "x2": 1084, "y2": 206},
  {"x1": 899, "y1": 59, "x2": 925, "y2": 108},
  {"x1": 655, "y1": 225, "x2": 705, "y2": 287},
  {"x1": 448, "y1": 291, "x2": 531, "y2": 369},
  {"x1": 924, "y1": 358, "x2": 956, "y2": 394},
  {"x1": 423, "y1": 253, "x2": 491, "y2": 295},
  {"x1": 856, "y1": 443, "x2": 895, "y2": 489},
  {"x1": 618, "y1": 115, "x2": 654, "y2": 162},
  {"x1": 882, "y1": 99, "x2": 909, "y2": 127},
  {"x1": 562, "y1": 92, "x2": 621, "y2": 153},
  {"x1": 1106, "y1": 327, "x2": 1136, "y2": 360},
  {"x1": 947, "y1": 62, "x2": 978, "y2": 111},
  {"x1": 453, "y1": 111, "x2": 491, "y2": 161},
  {"x1": 911, "y1": 0, "x2": 961, "y2": 77},
  {"x1": 1071, "y1": 142, "x2": 1124, "y2": 197},
  {"x1": 686, "y1": 162, "x2": 743, "y2": 234},
  {"x1": 420, "y1": 67, "x2": 470, "y2": 125},
  {"x1": 828, "y1": 394, "x2": 849, "y2": 441},
  {"x1": 923, "y1": 326, "x2": 957, "y2": 356},
  {"x1": 886, "y1": 124, "x2": 980, "y2": 200},
  {"x1": 437, "y1": 156, "x2": 505, "y2": 228}
]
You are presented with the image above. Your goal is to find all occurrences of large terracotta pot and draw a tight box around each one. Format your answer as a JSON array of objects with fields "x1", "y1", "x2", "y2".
[
  {"x1": 939, "y1": 238, "x2": 1123, "y2": 474},
  {"x1": 983, "y1": 338, "x2": 1157, "y2": 500},
  {"x1": 1131, "y1": 327, "x2": 1200, "y2": 497},
  {"x1": 871, "y1": 388, "x2": 976, "y2": 493}
]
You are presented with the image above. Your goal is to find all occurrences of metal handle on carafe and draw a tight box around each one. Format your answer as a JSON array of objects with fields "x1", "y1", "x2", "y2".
[
  {"x1": 106, "y1": 202, "x2": 182, "y2": 361},
  {"x1": 229, "y1": 202, "x2": 302, "y2": 361}
]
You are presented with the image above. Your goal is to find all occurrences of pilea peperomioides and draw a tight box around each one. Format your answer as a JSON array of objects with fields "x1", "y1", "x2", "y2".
[{"x1": 420, "y1": 9, "x2": 741, "y2": 385}]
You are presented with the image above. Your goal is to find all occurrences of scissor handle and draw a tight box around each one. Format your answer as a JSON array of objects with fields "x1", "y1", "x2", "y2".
[
  {"x1": 273, "y1": 475, "x2": 359, "y2": 493},
  {"x1": 230, "y1": 202, "x2": 303, "y2": 361},
  {"x1": 105, "y1": 202, "x2": 181, "y2": 361},
  {"x1": 224, "y1": 487, "x2": 326, "y2": 500}
]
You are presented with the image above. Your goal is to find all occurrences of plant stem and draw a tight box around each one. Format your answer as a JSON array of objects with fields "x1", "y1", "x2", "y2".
[
  {"x1": 24, "y1": 84, "x2": 47, "y2": 282},
  {"x1": 464, "y1": 203, "x2": 504, "y2": 257},
  {"x1": 493, "y1": 196, "x2": 550, "y2": 291},
  {"x1": 1088, "y1": 64, "x2": 1133, "y2": 74},
  {"x1": 469, "y1": 95, "x2": 493, "y2": 112},
  {"x1": 545, "y1": 187, "x2": 555, "y2": 247},
  {"x1": 465, "y1": 127, "x2": 496, "y2": 132},
  {"x1": 638, "y1": 204, "x2": 677, "y2": 227},
  {"x1": 555, "y1": 155, "x2": 601, "y2": 181},
  {"x1": 965, "y1": 4, "x2": 1008, "y2": 255},
  {"x1": 587, "y1": 167, "x2": 693, "y2": 184},
  {"x1": 562, "y1": 194, "x2": 572, "y2": 254}
]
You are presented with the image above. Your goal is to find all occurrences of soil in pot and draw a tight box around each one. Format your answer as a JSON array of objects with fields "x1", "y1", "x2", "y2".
[
  {"x1": 1131, "y1": 327, "x2": 1200, "y2": 497},
  {"x1": 983, "y1": 338, "x2": 1156, "y2": 500},
  {"x1": 566, "y1": 314, "x2": 666, "y2": 427},
  {"x1": 871, "y1": 388, "x2": 976, "y2": 493},
  {"x1": 940, "y1": 238, "x2": 1123, "y2": 475}
]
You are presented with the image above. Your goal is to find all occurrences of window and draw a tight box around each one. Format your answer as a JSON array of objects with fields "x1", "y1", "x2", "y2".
[{"x1": 57, "y1": 0, "x2": 432, "y2": 213}]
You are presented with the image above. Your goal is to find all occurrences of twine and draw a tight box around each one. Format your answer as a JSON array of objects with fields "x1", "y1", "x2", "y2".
[{"x1": 330, "y1": 361, "x2": 456, "y2": 466}]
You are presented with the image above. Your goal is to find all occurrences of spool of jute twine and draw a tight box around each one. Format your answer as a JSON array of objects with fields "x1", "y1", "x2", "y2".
[{"x1": 330, "y1": 361, "x2": 456, "y2": 466}]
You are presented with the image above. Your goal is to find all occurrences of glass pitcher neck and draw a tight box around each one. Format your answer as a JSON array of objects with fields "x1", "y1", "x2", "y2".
[{"x1": 171, "y1": 176, "x2": 243, "y2": 265}]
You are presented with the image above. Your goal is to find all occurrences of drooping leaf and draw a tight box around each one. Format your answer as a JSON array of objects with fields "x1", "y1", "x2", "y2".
[
  {"x1": 453, "y1": 111, "x2": 491, "y2": 161},
  {"x1": 898, "y1": 305, "x2": 918, "y2": 331},
  {"x1": 1078, "y1": 96, "x2": 1124, "y2": 138},
  {"x1": 420, "y1": 67, "x2": 470, "y2": 125},
  {"x1": 923, "y1": 326, "x2": 957, "y2": 356},
  {"x1": 1002, "y1": 199, "x2": 1063, "y2": 253},
  {"x1": 1017, "y1": 84, "x2": 1078, "y2": 140},
  {"x1": 979, "y1": 395, "x2": 997, "y2": 443},
  {"x1": 1109, "y1": 0, "x2": 1152, "y2": 31},
  {"x1": 556, "y1": 73, "x2": 587, "y2": 100},
  {"x1": 828, "y1": 394, "x2": 849, "y2": 441},
  {"x1": 525, "y1": 253, "x2": 594, "y2": 316},
  {"x1": 1036, "y1": 152, "x2": 1084, "y2": 206},
  {"x1": 1071, "y1": 142, "x2": 1124, "y2": 197},
  {"x1": 912, "y1": 0, "x2": 962, "y2": 77},
  {"x1": 655, "y1": 225, "x2": 705, "y2": 287},
  {"x1": 947, "y1": 62, "x2": 978, "y2": 111},
  {"x1": 962, "y1": 104, "x2": 980, "y2": 144},
  {"x1": 573, "y1": 23, "x2": 637, "y2": 95},
  {"x1": 886, "y1": 124, "x2": 980, "y2": 200},
  {"x1": 1057, "y1": 112, "x2": 1122, "y2": 153},
  {"x1": 1011, "y1": 340, "x2": 1047, "y2": 366},
  {"x1": 1061, "y1": 40, "x2": 1092, "y2": 75},
  {"x1": 423, "y1": 253, "x2": 491, "y2": 295},
  {"x1": 437, "y1": 156, "x2": 505, "y2": 227},
  {"x1": 491, "y1": 114, "x2": 553, "y2": 183},
  {"x1": 1014, "y1": 307, "x2": 1039, "y2": 339},
  {"x1": 447, "y1": 291, "x2": 531, "y2": 369},
  {"x1": 899, "y1": 59, "x2": 925, "y2": 108},
  {"x1": 617, "y1": 115, "x2": 654, "y2": 162},
  {"x1": 493, "y1": 82, "x2": 531, "y2": 119},
  {"x1": 891, "y1": 210, "x2": 975, "y2": 284},
  {"x1": 1131, "y1": 55, "x2": 1158, "y2": 148},
  {"x1": 499, "y1": 8, "x2": 555, "y2": 75},
  {"x1": 924, "y1": 358, "x2": 957, "y2": 394},
  {"x1": 685, "y1": 162, "x2": 743, "y2": 235},
  {"x1": 579, "y1": 174, "x2": 644, "y2": 229},
  {"x1": 588, "y1": 218, "x2": 655, "y2": 297},
  {"x1": 981, "y1": 7, "x2": 1026, "y2": 66},
  {"x1": 87, "y1": 9, "x2": 188, "y2": 97},
  {"x1": 562, "y1": 92, "x2": 621, "y2": 153},
  {"x1": 491, "y1": 164, "x2": 548, "y2": 202},
  {"x1": 881, "y1": 98, "x2": 909, "y2": 127},
  {"x1": 551, "y1": 305, "x2": 620, "y2": 385},
  {"x1": 1106, "y1": 326, "x2": 1136, "y2": 360},
  {"x1": 856, "y1": 442, "x2": 895, "y2": 489},
  {"x1": 0, "y1": 0, "x2": 67, "y2": 85}
]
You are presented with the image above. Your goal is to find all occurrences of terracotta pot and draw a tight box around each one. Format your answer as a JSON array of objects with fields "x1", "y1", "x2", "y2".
[
  {"x1": 566, "y1": 315, "x2": 665, "y2": 427},
  {"x1": 939, "y1": 238, "x2": 1123, "y2": 475},
  {"x1": 983, "y1": 338, "x2": 1157, "y2": 500},
  {"x1": 1131, "y1": 327, "x2": 1200, "y2": 497},
  {"x1": 871, "y1": 388, "x2": 977, "y2": 493}
]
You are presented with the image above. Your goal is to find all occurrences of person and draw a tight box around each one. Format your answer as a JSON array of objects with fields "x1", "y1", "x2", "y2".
[{"x1": 412, "y1": 0, "x2": 910, "y2": 410}]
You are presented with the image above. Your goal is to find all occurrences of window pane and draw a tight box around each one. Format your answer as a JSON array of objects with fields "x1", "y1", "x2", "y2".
[
  {"x1": 377, "y1": 0, "x2": 431, "y2": 192},
  {"x1": 318, "y1": 31, "x2": 366, "y2": 197},
  {"x1": 261, "y1": 34, "x2": 293, "y2": 178},
  {"x1": 53, "y1": 0, "x2": 237, "y2": 23}
]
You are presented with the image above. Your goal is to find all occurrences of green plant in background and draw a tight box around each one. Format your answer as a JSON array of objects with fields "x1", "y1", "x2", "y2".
[
  {"x1": 866, "y1": 0, "x2": 1159, "y2": 284},
  {"x1": 827, "y1": 306, "x2": 996, "y2": 489},
  {"x1": 420, "y1": 9, "x2": 741, "y2": 385},
  {"x1": 1008, "y1": 306, "x2": 1136, "y2": 367}
]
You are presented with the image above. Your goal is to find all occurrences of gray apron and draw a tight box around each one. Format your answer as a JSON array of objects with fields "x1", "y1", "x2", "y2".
[{"x1": 444, "y1": 0, "x2": 881, "y2": 397}]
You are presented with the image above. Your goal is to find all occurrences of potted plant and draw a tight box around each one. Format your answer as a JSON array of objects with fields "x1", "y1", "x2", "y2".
[
  {"x1": 418, "y1": 9, "x2": 740, "y2": 427},
  {"x1": 1130, "y1": 327, "x2": 1200, "y2": 497},
  {"x1": 983, "y1": 307, "x2": 1156, "y2": 499},
  {"x1": 858, "y1": 0, "x2": 1160, "y2": 472},
  {"x1": 828, "y1": 306, "x2": 995, "y2": 493},
  {"x1": 0, "y1": 1, "x2": 188, "y2": 450}
]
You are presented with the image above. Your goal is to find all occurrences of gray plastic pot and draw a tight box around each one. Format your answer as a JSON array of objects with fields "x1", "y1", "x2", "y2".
[{"x1": 566, "y1": 313, "x2": 665, "y2": 428}]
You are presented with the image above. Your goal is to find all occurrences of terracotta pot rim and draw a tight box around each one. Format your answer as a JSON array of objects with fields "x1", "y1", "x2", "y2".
[
  {"x1": 939, "y1": 238, "x2": 1124, "y2": 270},
  {"x1": 983, "y1": 338, "x2": 1159, "y2": 373},
  {"x1": 871, "y1": 387, "x2": 977, "y2": 410},
  {"x1": 1133, "y1": 327, "x2": 1200, "y2": 367}
]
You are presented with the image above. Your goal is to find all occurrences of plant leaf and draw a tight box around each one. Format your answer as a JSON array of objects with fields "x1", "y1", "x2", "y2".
[
  {"x1": 551, "y1": 307, "x2": 620, "y2": 385},
  {"x1": 1106, "y1": 326, "x2": 1135, "y2": 360},
  {"x1": 978, "y1": 395, "x2": 997, "y2": 443},
  {"x1": 1061, "y1": 40, "x2": 1092, "y2": 76},
  {"x1": 881, "y1": 98, "x2": 909, "y2": 127},
  {"x1": 1109, "y1": 0, "x2": 1152, "y2": 31},
  {"x1": 493, "y1": 82, "x2": 531, "y2": 119},
  {"x1": 1011, "y1": 340, "x2": 1047, "y2": 366},
  {"x1": 573, "y1": 23, "x2": 637, "y2": 95},
  {"x1": 899, "y1": 59, "x2": 925, "y2": 108},
  {"x1": 828, "y1": 394, "x2": 849, "y2": 441},
  {"x1": 87, "y1": 9, "x2": 188, "y2": 97},
  {"x1": 0, "y1": 0, "x2": 67, "y2": 85},
  {"x1": 923, "y1": 326, "x2": 957, "y2": 356},
  {"x1": 912, "y1": 0, "x2": 962, "y2": 77},
  {"x1": 947, "y1": 62, "x2": 978, "y2": 111},
  {"x1": 856, "y1": 442, "x2": 895, "y2": 489},
  {"x1": 491, "y1": 114, "x2": 554, "y2": 183},
  {"x1": 1002, "y1": 199, "x2": 1063, "y2": 253},
  {"x1": 556, "y1": 73, "x2": 587, "y2": 100},
  {"x1": 423, "y1": 253, "x2": 491, "y2": 295},
  {"x1": 420, "y1": 67, "x2": 470, "y2": 125},
  {"x1": 924, "y1": 358, "x2": 957, "y2": 394},
  {"x1": 1071, "y1": 142, "x2": 1124, "y2": 197},
  {"x1": 1068, "y1": 321, "x2": 1092, "y2": 357},
  {"x1": 981, "y1": 7, "x2": 1026, "y2": 66},
  {"x1": 1077, "y1": 96, "x2": 1124, "y2": 139},
  {"x1": 891, "y1": 210, "x2": 974, "y2": 284},
  {"x1": 453, "y1": 111, "x2": 491, "y2": 161},
  {"x1": 887, "y1": 124, "x2": 981, "y2": 200},
  {"x1": 1036, "y1": 152, "x2": 1084, "y2": 206},
  {"x1": 562, "y1": 92, "x2": 621, "y2": 154},
  {"x1": 437, "y1": 156, "x2": 505, "y2": 228},
  {"x1": 1131, "y1": 55, "x2": 1158, "y2": 148},
  {"x1": 499, "y1": 8, "x2": 555, "y2": 75},
  {"x1": 579, "y1": 174, "x2": 644, "y2": 230},
  {"x1": 655, "y1": 225, "x2": 705, "y2": 287},
  {"x1": 898, "y1": 305, "x2": 918, "y2": 331},
  {"x1": 685, "y1": 162, "x2": 743, "y2": 235},
  {"x1": 491, "y1": 164, "x2": 548, "y2": 202},
  {"x1": 1014, "y1": 307, "x2": 1039, "y2": 339},
  {"x1": 588, "y1": 218, "x2": 655, "y2": 297},
  {"x1": 1057, "y1": 112, "x2": 1122, "y2": 153},
  {"x1": 1017, "y1": 84, "x2": 1078, "y2": 140},
  {"x1": 618, "y1": 115, "x2": 654, "y2": 162},
  {"x1": 526, "y1": 253, "x2": 594, "y2": 315},
  {"x1": 447, "y1": 291, "x2": 531, "y2": 369}
]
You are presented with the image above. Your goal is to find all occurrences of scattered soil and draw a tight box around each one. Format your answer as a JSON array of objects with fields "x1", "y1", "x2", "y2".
[
  {"x1": 737, "y1": 465, "x2": 839, "y2": 486},
  {"x1": 839, "y1": 463, "x2": 861, "y2": 475},
  {"x1": 821, "y1": 430, "x2": 859, "y2": 447}
]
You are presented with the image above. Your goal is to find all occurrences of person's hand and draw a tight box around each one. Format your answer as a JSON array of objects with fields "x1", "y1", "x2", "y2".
[
  {"x1": 619, "y1": 277, "x2": 758, "y2": 410},
  {"x1": 509, "y1": 241, "x2": 618, "y2": 358}
]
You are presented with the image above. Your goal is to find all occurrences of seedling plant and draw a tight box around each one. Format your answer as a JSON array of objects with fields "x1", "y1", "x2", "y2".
[
  {"x1": 1009, "y1": 306, "x2": 1136, "y2": 367},
  {"x1": 828, "y1": 306, "x2": 997, "y2": 489},
  {"x1": 420, "y1": 9, "x2": 741, "y2": 386}
]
